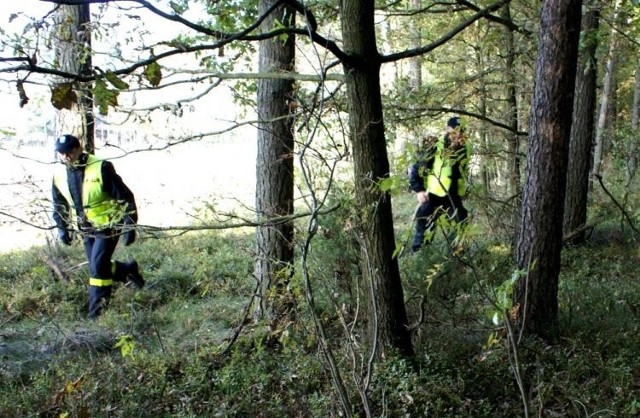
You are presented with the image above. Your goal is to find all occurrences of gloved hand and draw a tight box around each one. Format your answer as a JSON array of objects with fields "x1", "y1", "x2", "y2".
[
  {"x1": 121, "y1": 215, "x2": 136, "y2": 246},
  {"x1": 123, "y1": 229, "x2": 136, "y2": 246},
  {"x1": 58, "y1": 229, "x2": 72, "y2": 246}
]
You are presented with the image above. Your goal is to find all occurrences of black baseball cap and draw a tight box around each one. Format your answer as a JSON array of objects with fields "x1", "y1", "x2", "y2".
[
  {"x1": 447, "y1": 117, "x2": 461, "y2": 128},
  {"x1": 54, "y1": 134, "x2": 81, "y2": 153}
]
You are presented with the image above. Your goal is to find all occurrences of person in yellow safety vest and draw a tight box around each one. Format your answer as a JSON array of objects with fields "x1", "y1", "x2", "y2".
[
  {"x1": 51, "y1": 134, "x2": 145, "y2": 319},
  {"x1": 408, "y1": 116, "x2": 471, "y2": 252}
]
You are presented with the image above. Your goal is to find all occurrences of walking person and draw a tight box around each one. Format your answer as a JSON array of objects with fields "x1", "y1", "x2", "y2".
[
  {"x1": 408, "y1": 117, "x2": 471, "y2": 252},
  {"x1": 52, "y1": 134, "x2": 144, "y2": 319}
]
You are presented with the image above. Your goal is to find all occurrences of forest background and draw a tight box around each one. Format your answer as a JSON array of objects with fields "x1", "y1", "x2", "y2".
[{"x1": 1, "y1": 0, "x2": 640, "y2": 417}]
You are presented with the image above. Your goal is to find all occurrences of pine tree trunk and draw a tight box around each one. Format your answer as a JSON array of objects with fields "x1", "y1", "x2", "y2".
[
  {"x1": 254, "y1": 0, "x2": 296, "y2": 322},
  {"x1": 514, "y1": 0, "x2": 582, "y2": 341},
  {"x1": 501, "y1": 4, "x2": 521, "y2": 201},
  {"x1": 564, "y1": 4, "x2": 600, "y2": 242},
  {"x1": 633, "y1": 57, "x2": 640, "y2": 131},
  {"x1": 341, "y1": 0, "x2": 413, "y2": 358}
]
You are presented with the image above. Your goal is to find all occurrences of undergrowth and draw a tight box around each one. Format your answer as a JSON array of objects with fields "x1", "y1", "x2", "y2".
[{"x1": 1, "y1": 207, "x2": 639, "y2": 417}]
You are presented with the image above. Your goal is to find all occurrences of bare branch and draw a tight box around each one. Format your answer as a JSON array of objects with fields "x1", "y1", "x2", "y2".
[
  {"x1": 138, "y1": 204, "x2": 341, "y2": 235},
  {"x1": 381, "y1": 0, "x2": 512, "y2": 63},
  {"x1": 594, "y1": 174, "x2": 640, "y2": 237},
  {"x1": 456, "y1": 0, "x2": 530, "y2": 35},
  {"x1": 0, "y1": 210, "x2": 55, "y2": 231}
]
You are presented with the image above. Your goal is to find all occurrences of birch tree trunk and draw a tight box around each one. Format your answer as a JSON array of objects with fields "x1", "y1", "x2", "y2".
[
  {"x1": 591, "y1": 0, "x2": 621, "y2": 178},
  {"x1": 408, "y1": 0, "x2": 422, "y2": 90}
]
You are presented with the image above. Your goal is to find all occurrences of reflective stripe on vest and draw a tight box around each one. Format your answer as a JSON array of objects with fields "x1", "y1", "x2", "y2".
[
  {"x1": 89, "y1": 278, "x2": 113, "y2": 287},
  {"x1": 53, "y1": 155, "x2": 126, "y2": 229}
]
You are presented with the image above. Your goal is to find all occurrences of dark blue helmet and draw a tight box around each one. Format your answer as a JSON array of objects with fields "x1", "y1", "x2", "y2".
[{"x1": 54, "y1": 134, "x2": 81, "y2": 153}]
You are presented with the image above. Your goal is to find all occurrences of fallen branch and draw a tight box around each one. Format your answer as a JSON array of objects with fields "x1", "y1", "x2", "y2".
[
  {"x1": 562, "y1": 222, "x2": 597, "y2": 244},
  {"x1": 40, "y1": 252, "x2": 69, "y2": 282}
]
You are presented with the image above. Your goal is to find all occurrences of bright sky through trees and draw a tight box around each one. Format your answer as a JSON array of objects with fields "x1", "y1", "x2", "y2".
[{"x1": 0, "y1": 1, "x2": 255, "y2": 252}]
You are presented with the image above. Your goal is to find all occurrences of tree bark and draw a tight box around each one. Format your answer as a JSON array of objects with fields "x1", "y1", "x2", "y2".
[
  {"x1": 514, "y1": 0, "x2": 582, "y2": 341},
  {"x1": 254, "y1": 0, "x2": 296, "y2": 323},
  {"x1": 633, "y1": 56, "x2": 640, "y2": 131},
  {"x1": 591, "y1": 0, "x2": 620, "y2": 178},
  {"x1": 564, "y1": 3, "x2": 600, "y2": 243},
  {"x1": 501, "y1": 4, "x2": 521, "y2": 201},
  {"x1": 53, "y1": 4, "x2": 95, "y2": 152},
  {"x1": 408, "y1": 0, "x2": 422, "y2": 90},
  {"x1": 478, "y1": 56, "x2": 491, "y2": 193},
  {"x1": 341, "y1": 0, "x2": 413, "y2": 358}
]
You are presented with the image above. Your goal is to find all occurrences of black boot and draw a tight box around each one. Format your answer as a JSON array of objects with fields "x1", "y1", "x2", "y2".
[
  {"x1": 88, "y1": 285, "x2": 112, "y2": 319},
  {"x1": 126, "y1": 261, "x2": 145, "y2": 289}
]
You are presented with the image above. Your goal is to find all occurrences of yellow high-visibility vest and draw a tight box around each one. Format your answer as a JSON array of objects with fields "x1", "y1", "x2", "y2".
[
  {"x1": 426, "y1": 137, "x2": 471, "y2": 197},
  {"x1": 53, "y1": 154, "x2": 127, "y2": 229}
]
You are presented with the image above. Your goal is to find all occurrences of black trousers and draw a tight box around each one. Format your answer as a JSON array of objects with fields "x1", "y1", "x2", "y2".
[
  {"x1": 412, "y1": 193, "x2": 468, "y2": 251},
  {"x1": 83, "y1": 230, "x2": 134, "y2": 318}
]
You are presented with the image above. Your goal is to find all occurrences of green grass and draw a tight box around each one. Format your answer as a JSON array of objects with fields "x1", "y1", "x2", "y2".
[{"x1": 1, "y1": 204, "x2": 640, "y2": 417}]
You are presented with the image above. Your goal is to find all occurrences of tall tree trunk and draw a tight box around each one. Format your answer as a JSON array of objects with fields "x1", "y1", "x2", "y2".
[
  {"x1": 591, "y1": 0, "x2": 620, "y2": 178},
  {"x1": 254, "y1": 0, "x2": 296, "y2": 323},
  {"x1": 341, "y1": 0, "x2": 413, "y2": 358},
  {"x1": 408, "y1": 0, "x2": 422, "y2": 90},
  {"x1": 501, "y1": 4, "x2": 521, "y2": 201},
  {"x1": 480, "y1": 84, "x2": 491, "y2": 193},
  {"x1": 53, "y1": 4, "x2": 94, "y2": 152},
  {"x1": 564, "y1": 4, "x2": 600, "y2": 242},
  {"x1": 514, "y1": 0, "x2": 582, "y2": 342},
  {"x1": 623, "y1": 57, "x2": 640, "y2": 203},
  {"x1": 477, "y1": 51, "x2": 491, "y2": 193},
  {"x1": 633, "y1": 57, "x2": 640, "y2": 131}
]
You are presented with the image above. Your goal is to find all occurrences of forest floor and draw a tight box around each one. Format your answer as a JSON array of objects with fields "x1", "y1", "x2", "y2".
[
  {"x1": 1, "y1": 197, "x2": 640, "y2": 416},
  {"x1": 2, "y1": 141, "x2": 640, "y2": 415}
]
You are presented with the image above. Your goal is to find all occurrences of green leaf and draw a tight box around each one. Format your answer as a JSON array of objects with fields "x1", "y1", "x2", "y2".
[
  {"x1": 92, "y1": 78, "x2": 119, "y2": 115},
  {"x1": 114, "y1": 334, "x2": 136, "y2": 358},
  {"x1": 104, "y1": 71, "x2": 129, "y2": 90},
  {"x1": 50, "y1": 83, "x2": 77, "y2": 110},
  {"x1": 169, "y1": 0, "x2": 187, "y2": 14},
  {"x1": 144, "y1": 62, "x2": 162, "y2": 87},
  {"x1": 378, "y1": 177, "x2": 395, "y2": 192}
]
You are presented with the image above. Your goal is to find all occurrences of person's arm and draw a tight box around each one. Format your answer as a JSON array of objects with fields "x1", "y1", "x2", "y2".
[
  {"x1": 52, "y1": 182, "x2": 70, "y2": 230},
  {"x1": 101, "y1": 161, "x2": 138, "y2": 223},
  {"x1": 408, "y1": 162, "x2": 425, "y2": 193},
  {"x1": 52, "y1": 181, "x2": 73, "y2": 245},
  {"x1": 102, "y1": 161, "x2": 139, "y2": 245},
  {"x1": 408, "y1": 162, "x2": 430, "y2": 204}
]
